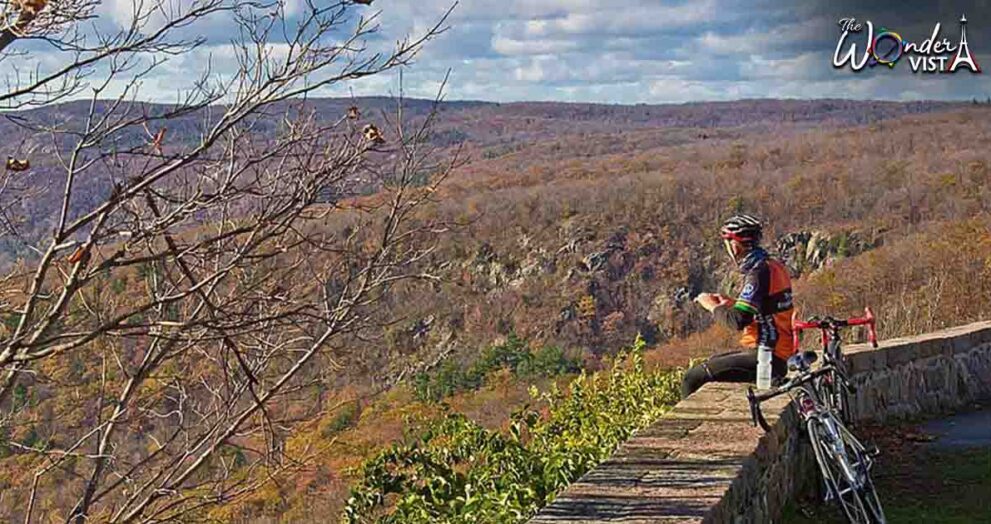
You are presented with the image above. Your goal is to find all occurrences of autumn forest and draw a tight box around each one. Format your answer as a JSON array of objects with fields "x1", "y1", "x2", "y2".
[{"x1": 2, "y1": 94, "x2": 990, "y2": 522}]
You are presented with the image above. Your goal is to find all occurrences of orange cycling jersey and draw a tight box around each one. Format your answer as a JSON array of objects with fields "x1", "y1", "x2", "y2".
[{"x1": 732, "y1": 248, "x2": 795, "y2": 360}]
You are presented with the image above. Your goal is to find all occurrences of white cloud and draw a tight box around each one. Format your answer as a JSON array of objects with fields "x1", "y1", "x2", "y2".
[
  {"x1": 492, "y1": 33, "x2": 579, "y2": 56},
  {"x1": 7, "y1": 0, "x2": 991, "y2": 105},
  {"x1": 741, "y1": 52, "x2": 830, "y2": 80}
]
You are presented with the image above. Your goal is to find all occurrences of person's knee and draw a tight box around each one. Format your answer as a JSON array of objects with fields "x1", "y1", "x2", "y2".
[{"x1": 681, "y1": 364, "x2": 708, "y2": 398}]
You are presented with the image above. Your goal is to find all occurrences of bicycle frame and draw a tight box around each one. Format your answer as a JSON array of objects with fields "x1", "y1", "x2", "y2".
[
  {"x1": 747, "y1": 363, "x2": 834, "y2": 431},
  {"x1": 749, "y1": 307, "x2": 887, "y2": 523},
  {"x1": 792, "y1": 307, "x2": 878, "y2": 423},
  {"x1": 751, "y1": 370, "x2": 864, "y2": 497}
]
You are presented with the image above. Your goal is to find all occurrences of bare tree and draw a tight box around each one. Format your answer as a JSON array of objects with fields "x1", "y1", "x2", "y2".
[{"x1": 0, "y1": 0, "x2": 457, "y2": 521}]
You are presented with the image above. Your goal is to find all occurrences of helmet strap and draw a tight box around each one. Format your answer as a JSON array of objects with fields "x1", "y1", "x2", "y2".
[{"x1": 723, "y1": 238, "x2": 738, "y2": 262}]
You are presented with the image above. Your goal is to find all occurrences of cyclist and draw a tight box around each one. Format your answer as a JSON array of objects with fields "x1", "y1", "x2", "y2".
[{"x1": 682, "y1": 214, "x2": 795, "y2": 398}]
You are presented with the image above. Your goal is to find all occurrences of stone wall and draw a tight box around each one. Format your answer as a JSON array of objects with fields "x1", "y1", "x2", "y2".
[
  {"x1": 846, "y1": 323, "x2": 991, "y2": 422},
  {"x1": 529, "y1": 320, "x2": 991, "y2": 523}
]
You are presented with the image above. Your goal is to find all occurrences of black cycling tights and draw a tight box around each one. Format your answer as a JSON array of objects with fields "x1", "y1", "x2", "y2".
[{"x1": 681, "y1": 350, "x2": 787, "y2": 398}]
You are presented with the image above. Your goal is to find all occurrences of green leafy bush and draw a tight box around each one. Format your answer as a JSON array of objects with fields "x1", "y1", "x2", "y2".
[
  {"x1": 344, "y1": 336, "x2": 682, "y2": 523},
  {"x1": 321, "y1": 402, "x2": 362, "y2": 439},
  {"x1": 413, "y1": 335, "x2": 581, "y2": 402},
  {"x1": 519, "y1": 345, "x2": 581, "y2": 377}
]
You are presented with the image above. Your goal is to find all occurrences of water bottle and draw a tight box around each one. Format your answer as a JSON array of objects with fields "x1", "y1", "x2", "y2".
[{"x1": 756, "y1": 344, "x2": 773, "y2": 390}]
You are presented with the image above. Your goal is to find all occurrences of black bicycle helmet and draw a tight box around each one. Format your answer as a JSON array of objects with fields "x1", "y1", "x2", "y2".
[{"x1": 720, "y1": 214, "x2": 763, "y2": 244}]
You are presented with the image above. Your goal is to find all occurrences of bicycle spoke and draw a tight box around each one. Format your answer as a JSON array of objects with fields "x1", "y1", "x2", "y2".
[
  {"x1": 837, "y1": 421, "x2": 887, "y2": 523},
  {"x1": 808, "y1": 418, "x2": 873, "y2": 524}
]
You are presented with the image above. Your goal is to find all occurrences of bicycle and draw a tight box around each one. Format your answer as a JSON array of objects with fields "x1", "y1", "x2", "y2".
[
  {"x1": 792, "y1": 307, "x2": 879, "y2": 425},
  {"x1": 747, "y1": 338, "x2": 886, "y2": 523}
]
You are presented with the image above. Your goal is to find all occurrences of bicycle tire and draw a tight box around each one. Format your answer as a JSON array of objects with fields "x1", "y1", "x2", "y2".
[
  {"x1": 857, "y1": 472, "x2": 886, "y2": 524},
  {"x1": 807, "y1": 416, "x2": 873, "y2": 524},
  {"x1": 836, "y1": 421, "x2": 887, "y2": 523}
]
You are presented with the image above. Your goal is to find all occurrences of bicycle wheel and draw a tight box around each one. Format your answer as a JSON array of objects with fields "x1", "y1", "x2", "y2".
[
  {"x1": 807, "y1": 416, "x2": 873, "y2": 524},
  {"x1": 836, "y1": 421, "x2": 886, "y2": 523},
  {"x1": 857, "y1": 472, "x2": 886, "y2": 524}
]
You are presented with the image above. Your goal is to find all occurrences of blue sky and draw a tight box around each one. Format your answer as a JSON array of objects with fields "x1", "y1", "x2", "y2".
[{"x1": 13, "y1": 0, "x2": 991, "y2": 104}]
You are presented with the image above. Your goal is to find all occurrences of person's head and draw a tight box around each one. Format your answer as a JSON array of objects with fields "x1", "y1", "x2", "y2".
[{"x1": 719, "y1": 214, "x2": 763, "y2": 263}]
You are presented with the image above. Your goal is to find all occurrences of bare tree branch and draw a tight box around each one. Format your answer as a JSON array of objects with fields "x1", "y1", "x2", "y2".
[{"x1": 0, "y1": 0, "x2": 460, "y2": 521}]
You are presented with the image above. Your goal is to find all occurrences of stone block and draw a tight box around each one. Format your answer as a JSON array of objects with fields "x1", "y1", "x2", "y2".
[
  {"x1": 960, "y1": 322, "x2": 991, "y2": 344},
  {"x1": 846, "y1": 350, "x2": 875, "y2": 374},
  {"x1": 916, "y1": 336, "x2": 949, "y2": 359},
  {"x1": 894, "y1": 343, "x2": 926, "y2": 366},
  {"x1": 951, "y1": 332, "x2": 977, "y2": 354}
]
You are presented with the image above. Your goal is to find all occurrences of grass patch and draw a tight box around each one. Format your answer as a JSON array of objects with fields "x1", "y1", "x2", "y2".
[{"x1": 783, "y1": 447, "x2": 991, "y2": 523}]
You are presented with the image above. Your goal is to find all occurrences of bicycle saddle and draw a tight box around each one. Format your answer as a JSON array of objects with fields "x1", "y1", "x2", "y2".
[{"x1": 787, "y1": 350, "x2": 818, "y2": 372}]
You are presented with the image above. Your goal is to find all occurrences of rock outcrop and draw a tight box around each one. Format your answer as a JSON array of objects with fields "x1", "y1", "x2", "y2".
[{"x1": 776, "y1": 229, "x2": 883, "y2": 275}]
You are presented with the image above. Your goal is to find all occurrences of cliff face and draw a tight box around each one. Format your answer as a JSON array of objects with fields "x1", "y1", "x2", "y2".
[
  {"x1": 365, "y1": 103, "x2": 991, "y2": 387},
  {"x1": 776, "y1": 229, "x2": 884, "y2": 276}
]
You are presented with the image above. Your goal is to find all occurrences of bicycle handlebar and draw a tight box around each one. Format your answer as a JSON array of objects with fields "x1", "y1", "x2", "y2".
[{"x1": 792, "y1": 306, "x2": 878, "y2": 350}]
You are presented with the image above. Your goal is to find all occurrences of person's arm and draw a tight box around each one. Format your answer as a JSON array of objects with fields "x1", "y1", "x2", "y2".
[
  {"x1": 713, "y1": 264, "x2": 767, "y2": 331},
  {"x1": 714, "y1": 301, "x2": 755, "y2": 330}
]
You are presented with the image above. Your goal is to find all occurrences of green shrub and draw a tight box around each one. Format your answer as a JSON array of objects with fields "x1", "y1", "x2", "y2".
[
  {"x1": 12, "y1": 383, "x2": 28, "y2": 412},
  {"x1": 345, "y1": 336, "x2": 683, "y2": 523},
  {"x1": 220, "y1": 444, "x2": 249, "y2": 470},
  {"x1": 321, "y1": 402, "x2": 361, "y2": 439},
  {"x1": 520, "y1": 345, "x2": 581, "y2": 377},
  {"x1": 0, "y1": 426, "x2": 9, "y2": 458},
  {"x1": 1, "y1": 312, "x2": 21, "y2": 332},
  {"x1": 22, "y1": 426, "x2": 41, "y2": 449},
  {"x1": 412, "y1": 335, "x2": 581, "y2": 402},
  {"x1": 110, "y1": 277, "x2": 127, "y2": 294}
]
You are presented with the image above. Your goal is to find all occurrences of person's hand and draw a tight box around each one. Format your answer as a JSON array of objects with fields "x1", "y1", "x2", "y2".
[
  {"x1": 715, "y1": 293, "x2": 734, "y2": 305},
  {"x1": 694, "y1": 293, "x2": 722, "y2": 312}
]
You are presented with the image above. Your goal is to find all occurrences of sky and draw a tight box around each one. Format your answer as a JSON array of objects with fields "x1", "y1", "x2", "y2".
[
  {"x1": 361, "y1": 0, "x2": 991, "y2": 103},
  {"x1": 11, "y1": 0, "x2": 991, "y2": 104}
]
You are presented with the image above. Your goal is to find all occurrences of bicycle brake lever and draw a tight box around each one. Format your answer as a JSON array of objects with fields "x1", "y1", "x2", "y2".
[
  {"x1": 746, "y1": 387, "x2": 773, "y2": 432},
  {"x1": 746, "y1": 387, "x2": 759, "y2": 428}
]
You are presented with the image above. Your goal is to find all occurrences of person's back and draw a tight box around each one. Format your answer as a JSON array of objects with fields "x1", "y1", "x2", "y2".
[
  {"x1": 682, "y1": 214, "x2": 796, "y2": 398},
  {"x1": 733, "y1": 248, "x2": 794, "y2": 360}
]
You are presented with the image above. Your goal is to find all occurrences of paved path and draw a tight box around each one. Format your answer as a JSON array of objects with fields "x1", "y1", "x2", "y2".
[{"x1": 921, "y1": 408, "x2": 991, "y2": 448}]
